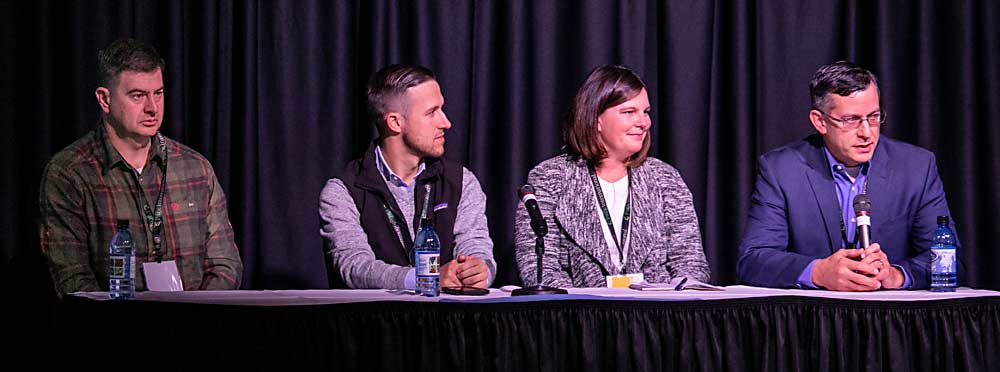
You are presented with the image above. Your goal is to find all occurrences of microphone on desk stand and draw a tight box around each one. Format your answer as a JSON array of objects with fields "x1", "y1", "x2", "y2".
[{"x1": 512, "y1": 185, "x2": 568, "y2": 296}]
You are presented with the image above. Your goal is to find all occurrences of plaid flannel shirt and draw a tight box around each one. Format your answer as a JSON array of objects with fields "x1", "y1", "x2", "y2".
[{"x1": 39, "y1": 125, "x2": 243, "y2": 293}]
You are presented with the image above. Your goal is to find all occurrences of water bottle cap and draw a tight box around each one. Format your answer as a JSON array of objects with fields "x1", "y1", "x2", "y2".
[
  {"x1": 116, "y1": 219, "x2": 129, "y2": 228},
  {"x1": 420, "y1": 217, "x2": 433, "y2": 228},
  {"x1": 937, "y1": 216, "x2": 949, "y2": 225}
]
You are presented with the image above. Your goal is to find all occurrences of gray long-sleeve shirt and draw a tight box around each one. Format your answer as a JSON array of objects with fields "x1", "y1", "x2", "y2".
[{"x1": 319, "y1": 166, "x2": 495, "y2": 289}]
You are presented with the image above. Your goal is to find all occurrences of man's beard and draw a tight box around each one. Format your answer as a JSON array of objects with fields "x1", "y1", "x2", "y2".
[{"x1": 402, "y1": 131, "x2": 444, "y2": 158}]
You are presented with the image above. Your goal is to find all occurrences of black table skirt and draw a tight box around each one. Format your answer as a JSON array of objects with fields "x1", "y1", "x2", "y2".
[{"x1": 39, "y1": 295, "x2": 1000, "y2": 371}]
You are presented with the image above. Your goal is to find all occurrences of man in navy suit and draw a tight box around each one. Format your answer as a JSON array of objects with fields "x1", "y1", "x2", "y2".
[{"x1": 737, "y1": 61, "x2": 957, "y2": 291}]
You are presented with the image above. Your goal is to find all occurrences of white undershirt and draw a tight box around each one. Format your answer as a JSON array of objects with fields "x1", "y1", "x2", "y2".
[
  {"x1": 595, "y1": 174, "x2": 630, "y2": 272},
  {"x1": 135, "y1": 166, "x2": 144, "y2": 175}
]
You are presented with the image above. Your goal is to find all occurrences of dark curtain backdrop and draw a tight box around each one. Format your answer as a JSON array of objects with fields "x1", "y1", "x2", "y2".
[{"x1": 3, "y1": 0, "x2": 999, "y2": 295}]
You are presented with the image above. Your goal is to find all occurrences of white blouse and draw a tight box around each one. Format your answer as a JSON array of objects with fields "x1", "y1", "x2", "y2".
[{"x1": 595, "y1": 174, "x2": 630, "y2": 272}]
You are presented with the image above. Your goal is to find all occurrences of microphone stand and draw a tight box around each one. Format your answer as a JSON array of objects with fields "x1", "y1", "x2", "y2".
[{"x1": 512, "y1": 235, "x2": 567, "y2": 296}]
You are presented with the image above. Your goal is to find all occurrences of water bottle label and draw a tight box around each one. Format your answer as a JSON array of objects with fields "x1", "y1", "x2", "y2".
[
  {"x1": 931, "y1": 248, "x2": 956, "y2": 274},
  {"x1": 110, "y1": 256, "x2": 126, "y2": 278},
  {"x1": 109, "y1": 256, "x2": 136, "y2": 279},
  {"x1": 415, "y1": 252, "x2": 440, "y2": 276}
]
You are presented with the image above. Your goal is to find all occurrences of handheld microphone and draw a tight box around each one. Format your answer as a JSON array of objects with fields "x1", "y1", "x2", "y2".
[
  {"x1": 852, "y1": 194, "x2": 872, "y2": 249},
  {"x1": 519, "y1": 185, "x2": 547, "y2": 237}
]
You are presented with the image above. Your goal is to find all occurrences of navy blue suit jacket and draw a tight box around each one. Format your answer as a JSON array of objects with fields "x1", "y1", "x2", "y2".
[{"x1": 737, "y1": 134, "x2": 957, "y2": 289}]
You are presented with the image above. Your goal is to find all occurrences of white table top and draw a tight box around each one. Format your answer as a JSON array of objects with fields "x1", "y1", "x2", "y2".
[{"x1": 70, "y1": 286, "x2": 1000, "y2": 306}]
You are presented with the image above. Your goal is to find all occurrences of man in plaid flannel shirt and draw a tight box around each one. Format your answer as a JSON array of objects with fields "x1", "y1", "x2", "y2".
[{"x1": 38, "y1": 39, "x2": 243, "y2": 294}]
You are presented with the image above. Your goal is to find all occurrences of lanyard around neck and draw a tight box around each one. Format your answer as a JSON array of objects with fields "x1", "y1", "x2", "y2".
[
  {"x1": 383, "y1": 183, "x2": 432, "y2": 249},
  {"x1": 587, "y1": 165, "x2": 632, "y2": 269},
  {"x1": 131, "y1": 133, "x2": 168, "y2": 262}
]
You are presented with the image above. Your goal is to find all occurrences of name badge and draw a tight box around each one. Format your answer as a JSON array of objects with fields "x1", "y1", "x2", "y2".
[
  {"x1": 605, "y1": 273, "x2": 645, "y2": 288},
  {"x1": 142, "y1": 261, "x2": 184, "y2": 291}
]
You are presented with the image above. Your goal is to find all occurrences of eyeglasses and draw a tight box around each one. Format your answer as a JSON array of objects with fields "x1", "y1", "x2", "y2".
[{"x1": 814, "y1": 108, "x2": 886, "y2": 130}]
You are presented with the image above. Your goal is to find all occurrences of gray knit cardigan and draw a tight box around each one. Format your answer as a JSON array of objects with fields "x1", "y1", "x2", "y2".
[{"x1": 515, "y1": 154, "x2": 711, "y2": 287}]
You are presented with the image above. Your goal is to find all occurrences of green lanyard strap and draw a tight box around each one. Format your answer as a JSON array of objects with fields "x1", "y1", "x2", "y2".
[{"x1": 587, "y1": 165, "x2": 632, "y2": 272}]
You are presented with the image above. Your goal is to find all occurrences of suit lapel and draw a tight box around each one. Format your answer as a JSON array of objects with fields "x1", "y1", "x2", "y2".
[
  {"x1": 804, "y1": 141, "x2": 842, "y2": 252},
  {"x1": 866, "y1": 139, "x2": 894, "y2": 237},
  {"x1": 555, "y1": 163, "x2": 615, "y2": 276}
]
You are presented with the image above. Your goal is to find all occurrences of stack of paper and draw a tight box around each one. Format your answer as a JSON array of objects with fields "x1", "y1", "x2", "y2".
[{"x1": 628, "y1": 277, "x2": 725, "y2": 291}]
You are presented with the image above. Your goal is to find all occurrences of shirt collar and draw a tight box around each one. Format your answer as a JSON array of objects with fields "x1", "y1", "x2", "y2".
[
  {"x1": 98, "y1": 123, "x2": 167, "y2": 172},
  {"x1": 374, "y1": 145, "x2": 425, "y2": 189},
  {"x1": 823, "y1": 146, "x2": 870, "y2": 181}
]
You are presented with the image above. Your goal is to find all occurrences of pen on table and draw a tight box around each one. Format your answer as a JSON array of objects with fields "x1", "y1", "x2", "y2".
[{"x1": 674, "y1": 277, "x2": 689, "y2": 291}]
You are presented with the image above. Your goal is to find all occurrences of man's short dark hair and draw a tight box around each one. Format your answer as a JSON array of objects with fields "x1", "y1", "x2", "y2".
[
  {"x1": 97, "y1": 39, "x2": 166, "y2": 89},
  {"x1": 564, "y1": 64, "x2": 650, "y2": 167},
  {"x1": 366, "y1": 64, "x2": 437, "y2": 138},
  {"x1": 810, "y1": 61, "x2": 879, "y2": 111}
]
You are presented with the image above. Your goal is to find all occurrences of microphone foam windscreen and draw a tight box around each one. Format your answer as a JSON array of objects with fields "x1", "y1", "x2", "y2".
[{"x1": 852, "y1": 194, "x2": 871, "y2": 213}]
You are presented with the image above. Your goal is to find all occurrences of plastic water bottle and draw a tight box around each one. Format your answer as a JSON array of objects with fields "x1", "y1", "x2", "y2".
[
  {"x1": 413, "y1": 218, "x2": 441, "y2": 297},
  {"x1": 109, "y1": 219, "x2": 135, "y2": 300},
  {"x1": 930, "y1": 215, "x2": 957, "y2": 292}
]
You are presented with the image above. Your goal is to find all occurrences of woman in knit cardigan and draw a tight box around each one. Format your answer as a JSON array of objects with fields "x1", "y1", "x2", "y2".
[{"x1": 515, "y1": 65, "x2": 711, "y2": 288}]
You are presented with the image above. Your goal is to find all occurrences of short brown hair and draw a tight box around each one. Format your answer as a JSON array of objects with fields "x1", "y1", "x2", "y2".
[
  {"x1": 97, "y1": 38, "x2": 166, "y2": 89},
  {"x1": 810, "y1": 61, "x2": 879, "y2": 112},
  {"x1": 366, "y1": 64, "x2": 436, "y2": 138},
  {"x1": 564, "y1": 65, "x2": 650, "y2": 167}
]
